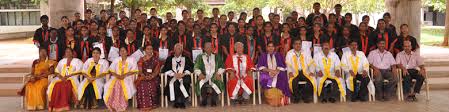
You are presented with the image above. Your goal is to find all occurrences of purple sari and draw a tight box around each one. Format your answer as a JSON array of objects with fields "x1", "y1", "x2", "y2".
[{"x1": 257, "y1": 52, "x2": 291, "y2": 97}]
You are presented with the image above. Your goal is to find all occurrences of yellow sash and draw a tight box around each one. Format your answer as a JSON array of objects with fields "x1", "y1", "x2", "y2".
[
  {"x1": 48, "y1": 64, "x2": 78, "y2": 100},
  {"x1": 80, "y1": 62, "x2": 102, "y2": 99},
  {"x1": 348, "y1": 55, "x2": 359, "y2": 92},
  {"x1": 288, "y1": 53, "x2": 316, "y2": 94},
  {"x1": 317, "y1": 57, "x2": 346, "y2": 96},
  {"x1": 104, "y1": 60, "x2": 130, "y2": 103}
]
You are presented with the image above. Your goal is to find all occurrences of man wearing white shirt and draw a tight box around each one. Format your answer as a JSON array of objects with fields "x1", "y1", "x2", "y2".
[
  {"x1": 341, "y1": 40, "x2": 370, "y2": 102},
  {"x1": 368, "y1": 39, "x2": 397, "y2": 101}
]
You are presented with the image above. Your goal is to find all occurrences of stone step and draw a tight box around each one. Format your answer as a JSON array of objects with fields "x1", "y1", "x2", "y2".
[
  {"x1": 424, "y1": 59, "x2": 449, "y2": 67},
  {"x1": 0, "y1": 83, "x2": 22, "y2": 97},
  {"x1": 0, "y1": 67, "x2": 30, "y2": 73},
  {"x1": 427, "y1": 66, "x2": 449, "y2": 78},
  {"x1": 428, "y1": 77, "x2": 449, "y2": 90},
  {"x1": 0, "y1": 73, "x2": 25, "y2": 83}
]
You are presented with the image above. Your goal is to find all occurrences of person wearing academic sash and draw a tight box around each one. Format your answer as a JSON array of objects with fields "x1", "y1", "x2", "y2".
[
  {"x1": 357, "y1": 22, "x2": 376, "y2": 55},
  {"x1": 44, "y1": 29, "x2": 65, "y2": 61},
  {"x1": 396, "y1": 41, "x2": 426, "y2": 102},
  {"x1": 279, "y1": 23, "x2": 293, "y2": 57},
  {"x1": 48, "y1": 48, "x2": 83, "y2": 112},
  {"x1": 258, "y1": 42, "x2": 291, "y2": 106},
  {"x1": 225, "y1": 42, "x2": 256, "y2": 104},
  {"x1": 369, "y1": 19, "x2": 397, "y2": 53},
  {"x1": 314, "y1": 41, "x2": 345, "y2": 103},
  {"x1": 336, "y1": 26, "x2": 354, "y2": 57},
  {"x1": 136, "y1": 45, "x2": 161, "y2": 110},
  {"x1": 368, "y1": 39, "x2": 398, "y2": 101},
  {"x1": 194, "y1": 42, "x2": 225, "y2": 107},
  {"x1": 257, "y1": 22, "x2": 280, "y2": 53},
  {"x1": 152, "y1": 26, "x2": 174, "y2": 61},
  {"x1": 75, "y1": 26, "x2": 97, "y2": 62},
  {"x1": 163, "y1": 43, "x2": 194, "y2": 108},
  {"x1": 103, "y1": 46, "x2": 138, "y2": 111},
  {"x1": 341, "y1": 40, "x2": 371, "y2": 102},
  {"x1": 192, "y1": 24, "x2": 205, "y2": 61},
  {"x1": 96, "y1": 26, "x2": 113, "y2": 59},
  {"x1": 204, "y1": 23, "x2": 222, "y2": 55},
  {"x1": 124, "y1": 29, "x2": 141, "y2": 56},
  {"x1": 33, "y1": 15, "x2": 54, "y2": 48},
  {"x1": 221, "y1": 23, "x2": 240, "y2": 57},
  {"x1": 173, "y1": 21, "x2": 193, "y2": 57},
  {"x1": 77, "y1": 48, "x2": 109, "y2": 109},
  {"x1": 242, "y1": 26, "x2": 258, "y2": 63},
  {"x1": 285, "y1": 40, "x2": 316, "y2": 103},
  {"x1": 391, "y1": 24, "x2": 420, "y2": 56}
]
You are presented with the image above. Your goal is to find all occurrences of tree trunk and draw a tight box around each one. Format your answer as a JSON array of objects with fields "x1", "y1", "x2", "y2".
[
  {"x1": 443, "y1": 0, "x2": 449, "y2": 46},
  {"x1": 110, "y1": 0, "x2": 115, "y2": 13}
]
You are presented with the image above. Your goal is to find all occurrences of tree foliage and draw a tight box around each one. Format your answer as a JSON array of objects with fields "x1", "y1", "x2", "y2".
[{"x1": 423, "y1": 0, "x2": 446, "y2": 12}]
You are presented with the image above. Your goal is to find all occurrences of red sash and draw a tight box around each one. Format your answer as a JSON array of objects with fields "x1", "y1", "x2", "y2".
[
  {"x1": 193, "y1": 37, "x2": 202, "y2": 49},
  {"x1": 378, "y1": 32, "x2": 389, "y2": 49},
  {"x1": 229, "y1": 35, "x2": 235, "y2": 56},
  {"x1": 360, "y1": 34, "x2": 369, "y2": 54},
  {"x1": 80, "y1": 41, "x2": 90, "y2": 61},
  {"x1": 178, "y1": 34, "x2": 187, "y2": 45},
  {"x1": 159, "y1": 39, "x2": 168, "y2": 49}
]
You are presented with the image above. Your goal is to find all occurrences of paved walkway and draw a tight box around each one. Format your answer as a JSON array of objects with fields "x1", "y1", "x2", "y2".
[{"x1": 1, "y1": 90, "x2": 448, "y2": 112}]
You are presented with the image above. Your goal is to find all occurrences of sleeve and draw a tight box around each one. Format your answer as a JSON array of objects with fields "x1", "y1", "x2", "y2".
[
  {"x1": 387, "y1": 52, "x2": 397, "y2": 66},
  {"x1": 276, "y1": 53, "x2": 287, "y2": 71},
  {"x1": 101, "y1": 60, "x2": 110, "y2": 74},
  {"x1": 109, "y1": 59, "x2": 117, "y2": 73},
  {"x1": 184, "y1": 57, "x2": 194, "y2": 75},
  {"x1": 246, "y1": 55, "x2": 255, "y2": 71},
  {"x1": 193, "y1": 55, "x2": 203, "y2": 76},
  {"x1": 285, "y1": 52, "x2": 294, "y2": 74},
  {"x1": 82, "y1": 60, "x2": 90, "y2": 74},
  {"x1": 333, "y1": 54, "x2": 341, "y2": 71},
  {"x1": 313, "y1": 55, "x2": 321, "y2": 72},
  {"x1": 306, "y1": 54, "x2": 315, "y2": 73},
  {"x1": 55, "y1": 60, "x2": 63, "y2": 74},
  {"x1": 396, "y1": 53, "x2": 402, "y2": 65},
  {"x1": 225, "y1": 55, "x2": 233, "y2": 70},
  {"x1": 129, "y1": 58, "x2": 139, "y2": 72},
  {"x1": 257, "y1": 54, "x2": 266, "y2": 70},
  {"x1": 162, "y1": 56, "x2": 174, "y2": 76},
  {"x1": 340, "y1": 53, "x2": 349, "y2": 73},
  {"x1": 367, "y1": 51, "x2": 375, "y2": 64},
  {"x1": 416, "y1": 55, "x2": 424, "y2": 66},
  {"x1": 360, "y1": 53, "x2": 370, "y2": 72}
]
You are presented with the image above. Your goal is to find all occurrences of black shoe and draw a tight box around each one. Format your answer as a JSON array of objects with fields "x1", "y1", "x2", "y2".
[
  {"x1": 351, "y1": 98, "x2": 358, "y2": 102},
  {"x1": 328, "y1": 98, "x2": 336, "y2": 103},
  {"x1": 304, "y1": 99, "x2": 312, "y2": 103},
  {"x1": 179, "y1": 103, "x2": 186, "y2": 109},
  {"x1": 200, "y1": 99, "x2": 208, "y2": 107},
  {"x1": 211, "y1": 102, "x2": 217, "y2": 107},
  {"x1": 411, "y1": 95, "x2": 418, "y2": 102},
  {"x1": 321, "y1": 99, "x2": 328, "y2": 103},
  {"x1": 173, "y1": 103, "x2": 179, "y2": 108}
]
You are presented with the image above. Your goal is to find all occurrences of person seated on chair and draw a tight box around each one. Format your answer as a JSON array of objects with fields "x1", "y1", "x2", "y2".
[
  {"x1": 285, "y1": 39, "x2": 316, "y2": 103},
  {"x1": 194, "y1": 42, "x2": 225, "y2": 107},
  {"x1": 258, "y1": 41, "x2": 291, "y2": 106},
  {"x1": 163, "y1": 43, "x2": 194, "y2": 108},
  {"x1": 367, "y1": 39, "x2": 398, "y2": 101},
  {"x1": 314, "y1": 41, "x2": 345, "y2": 103},
  {"x1": 396, "y1": 40, "x2": 426, "y2": 102},
  {"x1": 341, "y1": 40, "x2": 370, "y2": 102},
  {"x1": 225, "y1": 42, "x2": 255, "y2": 105}
]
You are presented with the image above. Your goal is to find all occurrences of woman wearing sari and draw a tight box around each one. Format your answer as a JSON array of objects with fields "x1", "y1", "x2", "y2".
[
  {"x1": 103, "y1": 46, "x2": 138, "y2": 111},
  {"x1": 136, "y1": 45, "x2": 161, "y2": 110},
  {"x1": 48, "y1": 48, "x2": 83, "y2": 111},
  {"x1": 77, "y1": 48, "x2": 109, "y2": 109},
  {"x1": 257, "y1": 42, "x2": 291, "y2": 106},
  {"x1": 21, "y1": 48, "x2": 57, "y2": 110}
]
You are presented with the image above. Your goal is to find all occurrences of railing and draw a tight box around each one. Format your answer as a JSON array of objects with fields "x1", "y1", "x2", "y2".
[{"x1": 0, "y1": 9, "x2": 40, "y2": 26}]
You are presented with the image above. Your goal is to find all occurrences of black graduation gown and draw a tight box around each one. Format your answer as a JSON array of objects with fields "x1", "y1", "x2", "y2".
[
  {"x1": 75, "y1": 37, "x2": 97, "y2": 62},
  {"x1": 392, "y1": 35, "x2": 419, "y2": 55},
  {"x1": 43, "y1": 37, "x2": 66, "y2": 61},
  {"x1": 257, "y1": 33, "x2": 280, "y2": 53},
  {"x1": 203, "y1": 35, "x2": 223, "y2": 56},
  {"x1": 307, "y1": 33, "x2": 329, "y2": 45},
  {"x1": 369, "y1": 29, "x2": 397, "y2": 51},
  {"x1": 124, "y1": 39, "x2": 141, "y2": 56},
  {"x1": 305, "y1": 13, "x2": 328, "y2": 26},
  {"x1": 162, "y1": 55, "x2": 194, "y2": 103},
  {"x1": 220, "y1": 33, "x2": 242, "y2": 57},
  {"x1": 33, "y1": 27, "x2": 55, "y2": 47},
  {"x1": 97, "y1": 36, "x2": 113, "y2": 58}
]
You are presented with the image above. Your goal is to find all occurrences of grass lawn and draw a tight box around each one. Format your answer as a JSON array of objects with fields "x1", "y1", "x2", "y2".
[{"x1": 420, "y1": 26, "x2": 445, "y2": 46}]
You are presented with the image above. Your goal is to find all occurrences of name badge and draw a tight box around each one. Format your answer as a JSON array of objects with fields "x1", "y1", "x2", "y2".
[{"x1": 146, "y1": 69, "x2": 152, "y2": 73}]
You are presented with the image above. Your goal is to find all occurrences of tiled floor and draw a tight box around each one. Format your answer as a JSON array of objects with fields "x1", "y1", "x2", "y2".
[{"x1": 2, "y1": 90, "x2": 449, "y2": 112}]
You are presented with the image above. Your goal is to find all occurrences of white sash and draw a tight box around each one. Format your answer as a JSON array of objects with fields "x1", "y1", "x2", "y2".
[
  {"x1": 198, "y1": 55, "x2": 221, "y2": 94},
  {"x1": 231, "y1": 79, "x2": 252, "y2": 99},
  {"x1": 169, "y1": 57, "x2": 189, "y2": 101}
]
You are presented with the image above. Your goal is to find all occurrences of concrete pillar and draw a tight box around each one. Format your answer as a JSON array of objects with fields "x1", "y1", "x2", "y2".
[
  {"x1": 48, "y1": 0, "x2": 84, "y2": 28},
  {"x1": 385, "y1": 0, "x2": 422, "y2": 42}
]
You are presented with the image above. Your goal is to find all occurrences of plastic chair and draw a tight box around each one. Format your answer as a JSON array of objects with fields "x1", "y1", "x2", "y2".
[
  {"x1": 225, "y1": 72, "x2": 257, "y2": 106},
  {"x1": 192, "y1": 72, "x2": 225, "y2": 107}
]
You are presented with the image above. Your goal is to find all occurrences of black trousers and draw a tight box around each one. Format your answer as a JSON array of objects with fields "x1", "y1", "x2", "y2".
[
  {"x1": 80, "y1": 83, "x2": 97, "y2": 109},
  {"x1": 402, "y1": 69, "x2": 425, "y2": 96},
  {"x1": 349, "y1": 74, "x2": 370, "y2": 101},
  {"x1": 164, "y1": 76, "x2": 191, "y2": 105},
  {"x1": 320, "y1": 78, "x2": 339, "y2": 100},
  {"x1": 200, "y1": 83, "x2": 219, "y2": 105},
  {"x1": 291, "y1": 71, "x2": 313, "y2": 102}
]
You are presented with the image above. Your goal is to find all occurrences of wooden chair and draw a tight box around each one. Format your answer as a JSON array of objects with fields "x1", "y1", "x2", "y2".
[
  {"x1": 163, "y1": 72, "x2": 195, "y2": 108},
  {"x1": 192, "y1": 72, "x2": 225, "y2": 107},
  {"x1": 225, "y1": 72, "x2": 257, "y2": 106}
]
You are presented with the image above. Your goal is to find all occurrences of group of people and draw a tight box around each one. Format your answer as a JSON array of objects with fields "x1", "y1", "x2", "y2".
[{"x1": 20, "y1": 2, "x2": 427, "y2": 112}]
